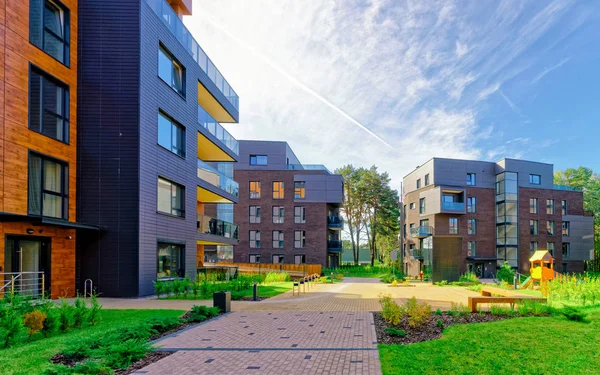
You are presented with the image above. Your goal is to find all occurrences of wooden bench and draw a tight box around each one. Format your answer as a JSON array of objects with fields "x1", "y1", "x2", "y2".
[{"x1": 468, "y1": 286, "x2": 547, "y2": 312}]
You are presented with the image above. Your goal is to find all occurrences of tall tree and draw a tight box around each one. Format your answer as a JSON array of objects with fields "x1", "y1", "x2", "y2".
[{"x1": 336, "y1": 165, "x2": 367, "y2": 265}]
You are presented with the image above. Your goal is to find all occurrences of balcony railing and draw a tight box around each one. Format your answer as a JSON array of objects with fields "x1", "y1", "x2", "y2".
[
  {"x1": 286, "y1": 164, "x2": 331, "y2": 173},
  {"x1": 409, "y1": 249, "x2": 424, "y2": 259},
  {"x1": 442, "y1": 201, "x2": 465, "y2": 211},
  {"x1": 197, "y1": 214, "x2": 239, "y2": 240},
  {"x1": 198, "y1": 105, "x2": 239, "y2": 155},
  {"x1": 146, "y1": 0, "x2": 239, "y2": 110},
  {"x1": 327, "y1": 240, "x2": 343, "y2": 250},
  {"x1": 327, "y1": 216, "x2": 344, "y2": 229},
  {"x1": 553, "y1": 184, "x2": 581, "y2": 192},
  {"x1": 410, "y1": 225, "x2": 434, "y2": 238},
  {"x1": 197, "y1": 159, "x2": 239, "y2": 197}
]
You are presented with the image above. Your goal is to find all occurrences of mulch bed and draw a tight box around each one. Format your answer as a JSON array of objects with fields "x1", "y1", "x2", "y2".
[
  {"x1": 374, "y1": 312, "x2": 511, "y2": 345},
  {"x1": 115, "y1": 352, "x2": 174, "y2": 375},
  {"x1": 235, "y1": 296, "x2": 268, "y2": 301}
]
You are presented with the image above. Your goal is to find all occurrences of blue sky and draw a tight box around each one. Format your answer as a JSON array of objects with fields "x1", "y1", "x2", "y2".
[{"x1": 186, "y1": 0, "x2": 600, "y2": 190}]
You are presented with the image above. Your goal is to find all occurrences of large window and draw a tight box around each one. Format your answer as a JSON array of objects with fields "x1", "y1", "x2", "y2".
[
  {"x1": 561, "y1": 200, "x2": 568, "y2": 216},
  {"x1": 294, "y1": 254, "x2": 305, "y2": 264},
  {"x1": 530, "y1": 220, "x2": 539, "y2": 235},
  {"x1": 529, "y1": 198, "x2": 538, "y2": 214},
  {"x1": 449, "y1": 218, "x2": 459, "y2": 234},
  {"x1": 249, "y1": 155, "x2": 268, "y2": 165},
  {"x1": 467, "y1": 219, "x2": 477, "y2": 235},
  {"x1": 30, "y1": 0, "x2": 70, "y2": 64},
  {"x1": 158, "y1": 112, "x2": 185, "y2": 157},
  {"x1": 158, "y1": 45, "x2": 185, "y2": 96},
  {"x1": 294, "y1": 181, "x2": 306, "y2": 199},
  {"x1": 272, "y1": 206, "x2": 284, "y2": 224},
  {"x1": 547, "y1": 242, "x2": 555, "y2": 256},
  {"x1": 468, "y1": 241, "x2": 477, "y2": 257},
  {"x1": 547, "y1": 220, "x2": 555, "y2": 236},
  {"x1": 249, "y1": 231, "x2": 260, "y2": 248},
  {"x1": 467, "y1": 197, "x2": 477, "y2": 213},
  {"x1": 294, "y1": 231, "x2": 305, "y2": 248},
  {"x1": 272, "y1": 231, "x2": 284, "y2": 248},
  {"x1": 28, "y1": 153, "x2": 69, "y2": 219},
  {"x1": 157, "y1": 177, "x2": 185, "y2": 217},
  {"x1": 467, "y1": 173, "x2": 476, "y2": 186},
  {"x1": 529, "y1": 174, "x2": 541, "y2": 185},
  {"x1": 546, "y1": 199, "x2": 555, "y2": 215},
  {"x1": 273, "y1": 182, "x2": 284, "y2": 199},
  {"x1": 157, "y1": 242, "x2": 184, "y2": 279},
  {"x1": 249, "y1": 254, "x2": 261, "y2": 263},
  {"x1": 29, "y1": 67, "x2": 69, "y2": 143},
  {"x1": 272, "y1": 254, "x2": 284, "y2": 264},
  {"x1": 424, "y1": 174, "x2": 430, "y2": 186},
  {"x1": 562, "y1": 243, "x2": 570, "y2": 258},
  {"x1": 562, "y1": 221, "x2": 570, "y2": 237},
  {"x1": 249, "y1": 205, "x2": 261, "y2": 224},
  {"x1": 419, "y1": 198, "x2": 426, "y2": 214},
  {"x1": 530, "y1": 241, "x2": 538, "y2": 253},
  {"x1": 294, "y1": 206, "x2": 306, "y2": 224},
  {"x1": 249, "y1": 181, "x2": 261, "y2": 199}
]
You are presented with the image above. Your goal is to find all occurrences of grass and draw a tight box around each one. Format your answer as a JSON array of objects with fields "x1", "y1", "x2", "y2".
[
  {"x1": 325, "y1": 265, "x2": 400, "y2": 279},
  {"x1": 0, "y1": 309, "x2": 184, "y2": 375},
  {"x1": 379, "y1": 305, "x2": 600, "y2": 375},
  {"x1": 161, "y1": 282, "x2": 293, "y2": 300}
]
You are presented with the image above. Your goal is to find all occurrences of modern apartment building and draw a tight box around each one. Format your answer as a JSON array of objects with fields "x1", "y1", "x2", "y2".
[
  {"x1": 401, "y1": 158, "x2": 594, "y2": 279},
  {"x1": 233, "y1": 141, "x2": 344, "y2": 268},
  {"x1": 76, "y1": 0, "x2": 241, "y2": 296},
  {"x1": 0, "y1": 0, "x2": 93, "y2": 298}
]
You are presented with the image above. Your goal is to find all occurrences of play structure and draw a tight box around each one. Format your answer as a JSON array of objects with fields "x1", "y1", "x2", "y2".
[{"x1": 520, "y1": 250, "x2": 560, "y2": 289}]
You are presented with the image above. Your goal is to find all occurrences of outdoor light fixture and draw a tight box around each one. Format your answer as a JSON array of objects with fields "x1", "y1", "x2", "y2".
[
  {"x1": 66, "y1": 236, "x2": 73, "y2": 240},
  {"x1": 26, "y1": 228, "x2": 35, "y2": 234}
]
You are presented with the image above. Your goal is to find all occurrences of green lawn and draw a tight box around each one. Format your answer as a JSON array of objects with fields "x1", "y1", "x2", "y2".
[
  {"x1": 325, "y1": 266, "x2": 400, "y2": 279},
  {"x1": 379, "y1": 306, "x2": 600, "y2": 375},
  {"x1": 161, "y1": 282, "x2": 293, "y2": 300},
  {"x1": 0, "y1": 309, "x2": 184, "y2": 375}
]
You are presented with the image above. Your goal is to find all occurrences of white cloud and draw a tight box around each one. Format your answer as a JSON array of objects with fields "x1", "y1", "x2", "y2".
[{"x1": 455, "y1": 41, "x2": 470, "y2": 58}]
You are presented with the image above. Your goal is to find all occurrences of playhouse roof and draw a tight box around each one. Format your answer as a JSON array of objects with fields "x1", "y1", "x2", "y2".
[{"x1": 529, "y1": 250, "x2": 554, "y2": 262}]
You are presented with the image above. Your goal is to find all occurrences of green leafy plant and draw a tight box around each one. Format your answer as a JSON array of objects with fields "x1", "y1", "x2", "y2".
[
  {"x1": 434, "y1": 308, "x2": 443, "y2": 316},
  {"x1": 379, "y1": 293, "x2": 406, "y2": 326},
  {"x1": 434, "y1": 280, "x2": 448, "y2": 286},
  {"x1": 380, "y1": 274, "x2": 398, "y2": 284},
  {"x1": 449, "y1": 302, "x2": 471, "y2": 317},
  {"x1": 497, "y1": 261, "x2": 515, "y2": 284},
  {"x1": 264, "y1": 272, "x2": 291, "y2": 283},
  {"x1": 58, "y1": 299, "x2": 75, "y2": 333},
  {"x1": 187, "y1": 305, "x2": 219, "y2": 323},
  {"x1": 100, "y1": 339, "x2": 152, "y2": 370},
  {"x1": 153, "y1": 280, "x2": 165, "y2": 298},
  {"x1": 436, "y1": 319, "x2": 444, "y2": 328},
  {"x1": 0, "y1": 309, "x2": 23, "y2": 347},
  {"x1": 87, "y1": 294, "x2": 103, "y2": 326},
  {"x1": 384, "y1": 327, "x2": 407, "y2": 337},
  {"x1": 561, "y1": 306, "x2": 589, "y2": 322},
  {"x1": 41, "y1": 305, "x2": 60, "y2": 337},
  {"x1": 146, "y1": 317, "x2": 181, "y2": 335},
  {"x1": 405, "y1": 297, "x2": 431, "y2": 328},
  {"x1": 73, "y1": 297, "x2": 88, "y2": 329},
  {"x1": 459, "y1": 272, "x2": 480, "y2": 284}
]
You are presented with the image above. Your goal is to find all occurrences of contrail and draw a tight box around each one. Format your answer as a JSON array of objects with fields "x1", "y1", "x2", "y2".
[{"x1": 188, "y1": 10, "x2": 394, "y2": 150}]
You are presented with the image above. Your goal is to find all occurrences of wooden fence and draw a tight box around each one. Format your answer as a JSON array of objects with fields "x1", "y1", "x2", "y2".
[{"x1": 214, "y1": 262, "x2": 322, "y2": 278}]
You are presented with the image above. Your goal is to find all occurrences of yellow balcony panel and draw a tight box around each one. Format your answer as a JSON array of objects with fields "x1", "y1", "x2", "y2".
[
  {"x1": 198, "y1": 82, "x2": 236, "y2": 123},
  {"x1": 197, "y1": 239, "x2": 234, "y2": 246},
  {"x1": 197, "y1": 132, "x2": 235, "y2": 162},
  {"x1": 197, "y1": 185, "x2": 235, "y2": 204}
]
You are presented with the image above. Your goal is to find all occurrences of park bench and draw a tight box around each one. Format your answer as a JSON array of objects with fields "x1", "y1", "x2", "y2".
[{"x1": 468, "y1": 286, "x2": 547, "y2": 312}]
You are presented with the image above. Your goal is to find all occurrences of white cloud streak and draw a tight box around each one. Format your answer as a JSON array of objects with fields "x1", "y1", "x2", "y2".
[{"x1": 531, "y1": 57, "x2": 571, "y2": 84}]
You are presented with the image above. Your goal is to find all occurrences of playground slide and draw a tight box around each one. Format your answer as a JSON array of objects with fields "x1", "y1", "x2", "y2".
[{"x1": 520, "y1": 277, "x2": 532, "y2": 290}]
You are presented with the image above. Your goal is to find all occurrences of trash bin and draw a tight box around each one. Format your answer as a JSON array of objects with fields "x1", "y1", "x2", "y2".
[{"x1": 213, "y1": 291, "x2": 231, "y2": 313}]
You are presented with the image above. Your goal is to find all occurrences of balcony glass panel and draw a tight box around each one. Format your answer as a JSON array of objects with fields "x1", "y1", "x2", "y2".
[
  {"x1": 197, "y1": 214, "x2": 239, "y2": 240},
  {"x1": 198, "y1": 105, "x2": 239, "y2": 155},
  {"x1": 286, "y1": 164, "x2": 331, "y2": 173},
  {"x1": 197, "y1": 159, "x2": 239, "y2": 197},
  {"x1": 442, "y1": 201, "x2": 464, "y2": 211},
  {"x1": 327, "y1": 240, "x2": 343, "y2": 249}
]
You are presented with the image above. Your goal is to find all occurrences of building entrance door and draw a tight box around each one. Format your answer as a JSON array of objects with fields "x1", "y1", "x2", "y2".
[{"x1": 4, "y1": 236, "x2": 50, "y2": 297}]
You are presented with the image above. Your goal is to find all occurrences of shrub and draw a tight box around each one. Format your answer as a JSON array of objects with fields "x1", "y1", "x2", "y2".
[
  {"x1": 561, "y1": 306, "x2": 589, "y2": 322},
  {"x1": 73, "y1": 297, "x2": 88, "y2": 329},
  {"x1": 43, "y1": 361, "x2": 111, "y2": 375},
  {"x1": 87, "y1": 294, "x2": 102, "y2": 326},
  {"x1": 0, "y1": 309, "x2": 23, "y2": 347},
  {"x1": 434, "y1": 308, "x2": 443, "y2": 316},
  {"x1": 405, "y1": 297, "x2": 431, "y2": 328},
  {"x1": 163, "y1": 281, "x2": 174, "y2": 296},
  {"x1": 497, "y1": 261, "x2": 515, "y2": 284},
  {"x1": 100, "y1": 339, "x2": 152, "y2": 370},
  {"x1": 459, "y1": 272, "x2": 480, "y2": 284},
  {"x1": 59, "y1": 338, "x2": 97, "y2": 363},
  {"x1": 449, "y1": 302, "x2": 470, "y2": 317},
  {"x1": 436, "y1": 319, "x2": 444, "y2": 328},
  {"x1": 517, "y1": 300, "x2": 554, "y2": 316},
  {"x1": 187, "y1": 305, "x2": 219, "y2": 323},
  {"x1": 146, "y1": 317, "x2": 181, "y2": 334},
  {"x1": 103, "y1": 324, "x2": 153, "y2": 344},
  {"x1": 335, "y1": 273, "x2": 344, "y2": 280},
  {"x1": 490, "y1": 305, "x2": 515, "y2": 316},
  {"x1": 24, "y1": 310, "x2": 46, "y2": 340},
  {"x1": 191, "y1": 279, "x2": 201, "y2": 298},
  {"x1": 434, "y1": 280, "x2": 448, "y2": 286},
  {"x1": 58, "y1": 299, "x2": 75, "y2": 332},
  {"x1": 384, "y1": 327, "x2": 407, "y2": 337},
  {"x1": 379, "y1": 294, "x2": 405, "y2": 326},
  {"x1": 466, "y1": 284, "x2": 482, "y2": 293},
  {"x1": 41, "y1": 306, "x2": 60, "y2": 337},
  {"x1": 380, "y1": 274, "x2": 397, "y2": 284},
  {"x1": 264, "y1": 272, "x2": 291, "y2": 283},
  {"x1": 154, "y1": 280, "x2": 166, "y2": 298}
]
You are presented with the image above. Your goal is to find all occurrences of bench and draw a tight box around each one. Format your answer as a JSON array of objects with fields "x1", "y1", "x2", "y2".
[{"x1": 468, "y1": 286, "x2": 547, "y2": 312}]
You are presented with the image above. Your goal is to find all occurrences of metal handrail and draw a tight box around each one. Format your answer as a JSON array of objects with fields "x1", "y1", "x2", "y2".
[{"x1": 0, "y1": 272, "x2": 45, "y2": 298}]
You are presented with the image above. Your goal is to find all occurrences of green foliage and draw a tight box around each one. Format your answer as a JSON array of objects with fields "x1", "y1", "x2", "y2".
[
  {"x1": 466, "y1": 284, "x2": 482, "y2": 293},
  {"x1": 23, "y1": 310, "x2": 46, "y2": 340},
  {"x1": 434, "y1": 280, "x2": 448, "y2": 286},
  {"x1": 153, "y1": 280, "x2": 166, "y2": 298},
  {"x1": 384, "y1": 327, "x2": 407, "y2": 337},
  {"x1": 146, "y1": 316, "x2": 181, "y2": 334},
  {"x1": 43, "y1": 360, "x2": 112, "y2": 375},
  {"x1": 490, "y1": 305, "x2": 515, "y2": 317},
  {"x1": 100, "y1": 339, "x2": 152, "y2": 370},
  {"x1": 186, "y1": 305, "x2": 220, "y2": 323},
  {"x1": 448, "y1": 302, "x2": 470, "y2": 317},
  {"x1": 546, "y1": 274, "x2": 600, "y2": 306},
  {"x1": 497, "y1": 262, "x2": 515, "y2": 284},
  {"x1": 434, "y1": 309, "x2": 443, "y2": 316},
  {"x1": 561, "y1": 306, "x2": 589, "y2": 322},
  {"x1": 517, "y1": 300, "x2": 555, "y2": 316},
  {"x1": 436, "y1": 319, "x2": 444, "y2": 328},
  {"x1": 41, "y1": 305, "x2": 60, "y2": 337},
  {"x1": 87, "y1": 295, "x2": 103, "y2": 326},
  {"x1": 381, "y1": 274, "x2": 398, "y2": 284},
  {"x1": 379, "y1": 294, "x2": 406, "y2": 326},
  {"x1": 327, "y1": 264, "x2": 402, "y2": 278},
  {"x1": 72, "y1": 298, "x2": 87, "y2": 329},
  {"x1": 459, "y1": 272, "x2": 480, "y2": 284},
  {"x1": 264, "y1": 272, "x2": 291, "y2": 283},
  {"x1": 405, "y1": 297, "x2": 431, "y2": 328},
  {"x1": 0, "y1": 309, "x2": 23, "y2": 348}
]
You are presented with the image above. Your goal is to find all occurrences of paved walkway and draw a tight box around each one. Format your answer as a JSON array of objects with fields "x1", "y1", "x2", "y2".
[{"x1": 129, "y1": 278, "x2": 478, "y2": 374}]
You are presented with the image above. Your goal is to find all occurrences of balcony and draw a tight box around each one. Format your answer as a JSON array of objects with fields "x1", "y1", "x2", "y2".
[
  {"x1": 554, "y1": 184, "x2": 581, "y2": 192},
  {"x1": 197, "y1": 106, "x2": 238, "y2": 161},
  {"x1": 197, "y1": 159, "x2": 239, "y2": 203},
  {"x1": 286, "y1": 164, "x2": 331, "y2": 173},
  {"x1": 327, "y1": 216, "x2": 344, "y2": 230},
  {"x1": 409, "y1": 249, "x2": 424, "y2": 260},
  {"x1": 442, "y1": 201, "x2": 465, "y2": 212},
  {"x1": 145, "y1": 0, "x2": 239, "y2": 120},
  {"x1": 410, "y1": 225, "x2": 434, "y2": 238},
  {"x1": 197, "y1": 214, "x2": 239, "y2": 245},
  {"x1": 327, "y1": 240, "x2": 343, "y2": 252}
]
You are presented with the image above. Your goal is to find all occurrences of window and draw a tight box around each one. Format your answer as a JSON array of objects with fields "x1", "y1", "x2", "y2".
[
  {"x1": 157, "y1": 243, "x2": 184, "y2": 279},
  {"x1": 294, "y1": 181, "x2": 306, "y2": 199},
  {"x1": 272, "y1": 206, "x2": 284, "y2": 224},
  {"x1": 294, "y1": 254, "x2": 305, "y2": 264},
  {"x1": 547, "y1": 220, "x2": 555, "y2": 236},
  {"x1": 249, "y1": 254, "x2": 261, "y2": 263},
  {"x1": 562, "y1": 243, "x2": 570, "y2": 258},
  {"x1": 547, "y1": 242, "x2": 555, "y2": 256},
  {"x1": 30, "y1": 0, "x2": 70, "y2": 64},
  {"x1": 561, "y1": 200, "x2": 568, "y2": 216},
  {"x1": 249, "y1": 206, "x2": 261, "y2": 224},
  {"x1": 529, "y1": 198, "x2": 538, "y2": 214},
  {"x1": 28, "y1": 153, "x2": 68, "y2": 219},
  {"x1": 272, "y1": 231, "x2": 284, "y2": 248},
  {"x1": 249, "y1": 181, "x2": 261, "y2": 199},
  {"x1": 29, "y1": 67, "x2": 69, "y2": 143},
  {"x1": 158, "y1": 45, "x2": 185, "y2": 95},
  {"x1": 424, "y1": 174, "x2": 430, "y2": 186},
  {"x1": 249, "y1": 155, "x2": 268, "y2": 165},
  {"x1": 530, "y1": 241, "x2": 538, "y2": 253},
  {"x1": 529, "y1": 174, "x2": 541, "y2": 185},
  {"x1": 468, "y1": 241, "x2": 477, "y2": 257},
  {"x1": 416, "y1": 179, "x2": 421, "y2": 189},
  {"x1": 272, "y1": 254, "x2": 284, "y2": 264},
  {"x1": 294, "y1": 231, "x2": 305, "y2": 248},
  {"x1": 562, "y1": 221, "x2": 570, "y2": 237},
  {"x1": 273, "y1": 182, "x2": 284, "y2": 199},
  {"x1": 467, "y1": 173, "x2": 476, "y2": 186},
  {"x1": 419, "y1": 198, "x2": 426, "y2": 214},
  {"x1": 468, "y1": 219, "x2": 477, "y2": 235},
  {"x1": 249, "y1": 231, "x2": 260, "y2": 248},
  {"x1": 449, "y1": 218, "x2": 459, "y2": 234},
  {"x1": 157, "y1": 177, "x2": 185, "y2": 217},
  {"x1": 467, "y1": 197, "x2": 477, "y2": 213},
  {"x1": 409, "y1": 203, "x2": 415, "y2": 210},
  {"x1": 530, "y1": 220, "x2": 539, "y2": 235},
  {"x1": 562, "y1": 262, "x2": 568, "y2": 273},
  {"x1": 157, "y1": 112, "x2": 185, "y2": 157},
  {"x1": 546, "y1": 199, "x2": 555, "y2": 215},
  {"x1": 294, "y1": 206, "x2": 306, "y2": 224}
]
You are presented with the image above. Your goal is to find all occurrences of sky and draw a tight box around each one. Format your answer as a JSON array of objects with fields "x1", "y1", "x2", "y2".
[{"x1": 185, "y1": 0, "x2": 600, "y2": 191}]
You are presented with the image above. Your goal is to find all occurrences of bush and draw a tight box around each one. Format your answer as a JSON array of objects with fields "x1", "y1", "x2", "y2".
[
  {"x1": 459, "y1": 272, "x2": 480, "y2": 284},
  {"x1": 103, "y1": 324, "x2": 153, "y2": 344},
  {"x1": 517, "y1": 300, "x2": 554, "y2": 316},
  {"x1": 43, "y1": 360, "x2": 111, "y2": 375},
  {"x1": 434, "y1": 280, "x2": 448, "y2": 286},
  {"x1": 154, "y1": 280, "x2": 166, "y2": 298},
  {"x1": 436, "y1": 319, "x2": 444, "y2": 328},
  {"x1": 88, "y1": 295, "x2": 102, "y2": 326},
  {"x1": 73, "y1": 297, "x2": 88, "y2": 329},
  {"x1": 264, "y1": 272, "x2": 291, "y2": 283},
  {"x1": 24, "y1": 310, "x2": 46, "y2": 340},
  {"x1": 379, "y1": 294, "x2": 405, "y2": 326},
  {"x1": 434, "y1": 308, "x2": 443, "y2": 316},
  {"x1": 100, "y1": 339, "x2": 152, "y2": 370},
  {"x1": 405, "y1": 297, "x2": 431, "y2": 328},
  {"x1": 561, "y1": 306, "x2": 589, "y2": 322},
  {"x1": 146, "y1": 317, "x2": 181, "y2": 335},
  {"x1": 380, "y1": 274, "x2": 398, "y2": 284},
  {"x1": 335, "y1": 273, "x2": 344, "y2": 280},
  {"x1": 497, "y1": 261, "x2": 515, "y2": 284},
  {"x1": 448, "y1": 302, "x2": 470, "y2": 317},
  {"x1": 59, "y1": 338, "x2": 98, "y2": 363},
  {"x1": 187, "y1": 305, "x2": 219, "y2": 323},
  {"x1": 490, "y1": 305, "x2": 515, "y2": 316},
  {"x1": 0, "y1": 309, "x2": 23, "y2": 348},
  {"x1": 58, "y1": 299, "x2": 75, "y2": 333},
  {"x1": 41, "y1": 305, "x2": 60, "y2": 337},
  {"x1": 384, "y1": 327, "x2": 407, "y2": 337}
]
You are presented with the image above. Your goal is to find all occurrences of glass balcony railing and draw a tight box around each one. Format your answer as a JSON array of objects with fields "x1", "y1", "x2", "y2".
[
  {"x1": 197, "y1": 159, "x2": 239, "y2": 197},
  {"x1": 410, "y1": 226, "x2": 433, "y2": 238},
  {"x1": 327, "y1": 240, "x2": 343, "y2": 250},
  {"x1": 442, "y1": 201, "x2": 465, "y2": 211},
  {"x1": 286, "y1": 164, "x2": 331, "y2": 173},
  {"x1": 553, "y1": 184, "x2": 581, "y2": 192},
  {"x1": 146, "y1": 0, "x2": 239, "y2": 110},
  {"x1": 197, "y1": 214, "x2": 239, "y2": 240},
  {"x1": 198, "y1": 105, "x2": 239, "y2": 155},
  {"x1": 409, "y1": 249, "x2": 424, "y2": 259},
  {"x1": 327, "y1": 216, "x2": 344, "y2": 229}
]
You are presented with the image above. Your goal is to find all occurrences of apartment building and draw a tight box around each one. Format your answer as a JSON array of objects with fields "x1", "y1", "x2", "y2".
[
  {"x1": 0, "y1": 0, "x2": 94, "y2": 298},
  {"x1": 401, "y1": 158, "x2": 594, "y2": 280},
  {"x1": 76, "y1": 0, "x2": 241, "y2": 296},
  {"x1": 233, "y1": 141, "x2": 344, "y2": 268}
]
